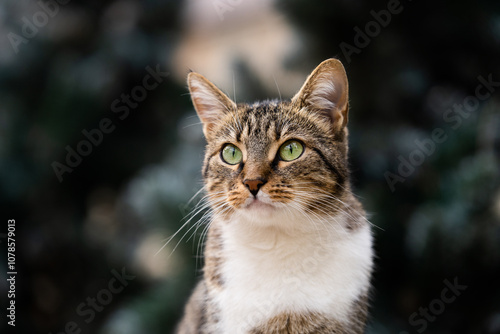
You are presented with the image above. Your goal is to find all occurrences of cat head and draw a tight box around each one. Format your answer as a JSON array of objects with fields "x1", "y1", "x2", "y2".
[{"x1": 188, "y1": 59, "x2": 351, "y2": 227}]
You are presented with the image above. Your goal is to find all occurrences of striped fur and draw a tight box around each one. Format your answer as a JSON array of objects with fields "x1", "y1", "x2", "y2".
[{"x1": 176, "y1": 59, "x2": 373, "y2": 334}]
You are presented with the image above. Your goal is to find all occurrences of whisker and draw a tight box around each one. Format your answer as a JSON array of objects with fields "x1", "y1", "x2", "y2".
[
  {"x1": 272, "y1": 73, "x2": 282, "y2": 102},
  {"x1": 154, "y1": 191, "x2": 227, "y2": 257},
  {"x1": 292, "y1": 185, "x2": 384, "y2": 231}
]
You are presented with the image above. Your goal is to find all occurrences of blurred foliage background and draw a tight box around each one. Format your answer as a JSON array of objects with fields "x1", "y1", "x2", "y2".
[{"x1": 0, "y1": 0, "x2": 499, "y2": 333}]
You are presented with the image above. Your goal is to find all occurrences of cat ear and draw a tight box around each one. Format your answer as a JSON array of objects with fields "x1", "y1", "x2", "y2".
[
  {"x1": 187, "y1": 72, "x2": 237, "y2": 138},
  {"x1": 292, "y1": 58, "x2": 349, "y2": 132}
]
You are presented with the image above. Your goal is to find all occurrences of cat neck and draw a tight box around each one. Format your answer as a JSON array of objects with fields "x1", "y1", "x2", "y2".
[
  {"x1": 219, "y1": 208, "x2": 352, "y2": 252},
  {"x1": 209, "y1": 206, "x2": 372, "y2": 333}
]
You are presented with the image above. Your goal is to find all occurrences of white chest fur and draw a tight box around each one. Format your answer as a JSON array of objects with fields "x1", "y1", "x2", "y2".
[{"x1": 213, "y1": 214, "x2": 373, "y2": 334}]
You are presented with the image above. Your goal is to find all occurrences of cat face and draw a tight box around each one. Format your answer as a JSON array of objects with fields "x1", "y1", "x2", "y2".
[{"x1": 188, "y1": 59, "x2": 351, "y2": 225}]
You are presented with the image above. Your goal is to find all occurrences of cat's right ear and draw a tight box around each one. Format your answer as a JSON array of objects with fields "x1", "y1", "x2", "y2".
[{"x1": 187, "y1": 72, "x2": 237, "y2": 139}]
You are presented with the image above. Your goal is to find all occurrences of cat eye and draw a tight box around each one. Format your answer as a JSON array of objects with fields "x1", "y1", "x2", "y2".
[
  {"x1": 279, "y1": 140, "x2": 304, "y2": 161},
  {"x1": 221, "y1": 144, "x2": 243, "y2": 165}
]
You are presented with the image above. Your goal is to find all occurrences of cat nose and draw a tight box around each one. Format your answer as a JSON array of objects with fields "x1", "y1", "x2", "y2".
[{"x1": 243, "y1": 178, "x2": 266, "y2": 197}]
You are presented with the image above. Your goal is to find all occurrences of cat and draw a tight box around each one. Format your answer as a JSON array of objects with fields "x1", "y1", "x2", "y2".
[{"x1": 176, "y1": 58, "x2": 373, "y2": 334}]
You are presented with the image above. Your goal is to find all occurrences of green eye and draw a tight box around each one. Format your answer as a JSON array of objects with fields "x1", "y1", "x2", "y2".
[
  {"x1": 279, "y1": 140, "x2": 304, "y2": 161},
  {"x1": 221, "y1": 144, "x2": 243, "y2": 165}
]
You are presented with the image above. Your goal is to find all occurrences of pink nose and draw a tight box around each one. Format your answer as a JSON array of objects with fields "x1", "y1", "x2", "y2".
[{"x1": 243, "y1": 179, "x2": 266, "y2": 197}]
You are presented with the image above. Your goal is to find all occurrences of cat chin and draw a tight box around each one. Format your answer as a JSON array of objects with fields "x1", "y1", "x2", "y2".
[
  {"x1": 233, "y1": 200, "x2": 303, "y2": 230},
  {"x1": 234, "y1": 201, "x2": 279, "y2": 222},
  {"x1": 238, "y1": 201, "x2": 279, "y2": 223},
  {"x1": 244, "y1": 198, "x2": 275, "y2": 210}
]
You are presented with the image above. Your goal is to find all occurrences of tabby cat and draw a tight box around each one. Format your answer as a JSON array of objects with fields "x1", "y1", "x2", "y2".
[{"x1": 176, "y1": 58, "x2": 373, "y2": 334}]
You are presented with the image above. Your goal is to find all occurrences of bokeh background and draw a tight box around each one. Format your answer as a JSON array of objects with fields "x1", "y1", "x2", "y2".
[{"x1": 1, "y1": 0, "x2": 500, "y2": 333}]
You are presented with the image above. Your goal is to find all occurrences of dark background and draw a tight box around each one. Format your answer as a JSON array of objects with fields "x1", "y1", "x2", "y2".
[{"x1": 1, "y1": 0, "x2": 499, "y2": 333}]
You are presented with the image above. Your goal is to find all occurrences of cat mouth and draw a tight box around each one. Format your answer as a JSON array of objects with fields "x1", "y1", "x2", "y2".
[{"x1": 244, "y1": 198, "x2": 275, "y2": 210}]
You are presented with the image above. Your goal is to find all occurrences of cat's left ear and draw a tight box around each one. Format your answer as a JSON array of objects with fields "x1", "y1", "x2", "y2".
[
  {"x1": 292, "y1": 58, "x2": 349, "y2": 132},
  {"x1": 188, "y1": 72, "x2": 237, "y2": 139}
]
